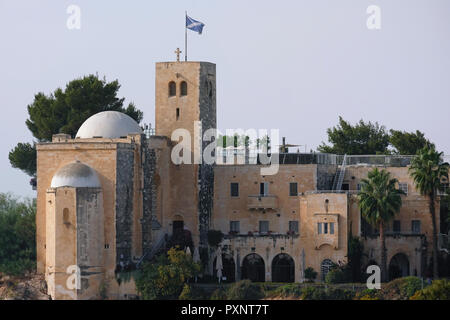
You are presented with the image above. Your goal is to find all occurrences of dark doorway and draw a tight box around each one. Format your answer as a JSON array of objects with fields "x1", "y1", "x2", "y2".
[
  {"x1": 389, "y1": 253, "x2": 410, "y2": 280},
  {"x1": 213, "y1": 254, "x2": 236, "y2": 283},
  {"x1": 242, "y1": 254, "x2": 265, "y2": 282},
  {"x1": 272, "y1": 253, "x2": 295, "y2": 282},
  {"x1": 173, "y1": 221, "x2": 184, "y2": 235}
]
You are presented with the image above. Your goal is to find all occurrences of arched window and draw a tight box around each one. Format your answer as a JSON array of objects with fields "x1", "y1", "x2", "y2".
[
  {"x1": 168, "y1": 81, "x2": 176, "y2": 97},
  {"x1": 63, "y1": 208, "x2": 70, "y2": 225},
  {"x1": 180, "y1": 81, "x2": 188, "y2": 96},
  {"x1": 321, "y1": 259, "x2": 334, "y2": 281}
]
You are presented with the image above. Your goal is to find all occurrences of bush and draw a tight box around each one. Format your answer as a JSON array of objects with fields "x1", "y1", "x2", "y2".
[
  {"x1": 326, "y1": 287, "x2": 355, "y2": 300},
  {"x1": 379, "y1": 277, "x2": 424, "y2": 300},
  {"x1": 325, "y1": 269, "x2": 346, "y2": 284},
  {"x1": 300, "y1": 286, "x2": 354, "y2": 300},
  {"x1": 304, "y1": 267, "x2": 318, "y2": 282},
  {"x1": 301, "y1": 286, "x2": 327, "y2": 300},
  {"x1": 0, "y1": 194, "x2": 36, "y2": 276},
  {"x1": 136, "y1": 248, "x2": 201, "y2": 300},
  {"x1": 226, "y1": 280, "x2": 264, "y2": 300},
  {"x1": 410, "y1": 279, "x2": 450, "y2": 300},
  {"x1": 355, "y1": 289, "x2": 380, "y2": 300},
  {"x1": 179, "y1": 284, "x2": 207, "y2": 300},
  {"x1": 210, "y1": 288, "x2": 228, "y2": 300},
  {"x1": 273, "y1": 284, "x2": 303, "y2": 298}
]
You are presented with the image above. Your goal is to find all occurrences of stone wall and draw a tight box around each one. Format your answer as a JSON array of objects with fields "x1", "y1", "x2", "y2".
[{"x1": 115, "y1": 145, "x2": 135, "y2": 267}]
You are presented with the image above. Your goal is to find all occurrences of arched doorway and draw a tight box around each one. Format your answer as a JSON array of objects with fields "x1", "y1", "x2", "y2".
[
  {"x1": 321, "y1": 259, "x2": 334, "y2": 281},
  {"x1": 213, "y1": 253, "x2": 236, "y2": 283},
  {"x1": 389, "y1": 253, "x2": 410, "y2": 280},
  {"x1": 272, "y1": 253, "x2": 295, "y2": 283},
  {"x1": 242, "y1": 254, "x2": 265, "y2": 282}
]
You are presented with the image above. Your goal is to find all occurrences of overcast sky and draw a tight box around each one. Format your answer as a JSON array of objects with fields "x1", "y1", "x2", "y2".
[{"x1": 1, "y1": 0, "x2": 449, "y2": 198}]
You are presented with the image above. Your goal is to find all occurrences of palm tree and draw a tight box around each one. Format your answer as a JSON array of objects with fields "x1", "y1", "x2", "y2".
[
  {"x1": 409, "y1": 146, "x2": 449, "y2": 279},
  {"x1": 358, "y1": 168, "x2": 405, "y2": 282}
]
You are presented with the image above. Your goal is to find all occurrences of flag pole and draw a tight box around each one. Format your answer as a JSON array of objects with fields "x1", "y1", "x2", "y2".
[{"x1": 185, "y1": 11, "x2": 188, "y2": 61}]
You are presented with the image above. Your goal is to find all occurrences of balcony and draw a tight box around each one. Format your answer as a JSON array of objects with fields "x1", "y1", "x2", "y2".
[{"x1": 247, "y1": 195, "x2": 278, "y2": 211}]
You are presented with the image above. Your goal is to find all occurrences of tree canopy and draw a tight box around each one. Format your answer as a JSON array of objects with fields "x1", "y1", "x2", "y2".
[
  {"x1": 9, "y1": 74, "x2": 144, "y2": 177},
  {"x1": 0, "y1": 193, "x2": 36, "y2": 275},
  {"x1": 389, "y1": 130, "x2": 433, "y2": 155},
  {"x1": 136, "y1": 247, "x2": 201, "y2": 300},
  {"x1": 318, "y1": 116, "x2": 435, "y2": 155},
  {"x1": 318, "y1": 117, "x2": 390, "y2": 155}
]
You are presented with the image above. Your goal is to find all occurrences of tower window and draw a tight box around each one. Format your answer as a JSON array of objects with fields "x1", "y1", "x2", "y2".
[
  {"x1": 63, "y1": 208, "x2": 70, "y2": 225},
  {"x1": 289, "y1": 182, "x2": 298, "y2": 196},
  {"x1": 230, "y1": 183, "x2": 239, "y2": 197},
  {"x1": 180, "y1": 81, "x2": 187, "y2": 96},
  {"x1": 176, "y1": 108, "x2": 180, "y2": 120},
  {"x1": 169, "y1": 81, "x2": 176, "y2": 97}
]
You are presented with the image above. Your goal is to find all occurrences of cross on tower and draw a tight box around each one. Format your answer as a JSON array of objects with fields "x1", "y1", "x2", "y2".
[{"x1": 175, "y1": 48, "x2": 182, "y2": 62}]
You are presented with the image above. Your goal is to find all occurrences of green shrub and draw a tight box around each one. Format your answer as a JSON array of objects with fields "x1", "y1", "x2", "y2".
[
  {"x1": 301, "y1": 286, "x2": 327, "y2": 300},
  {"x1": 301, "y1": 286, "x2": 354, "y2": 300},
  {"x1": 410, "y1": 279, "x2": 450, "y2": 300},
  {"x1": 325, "y1": 287, "x2": 355, "y2": 300},
  {"x1": 355, "y1": 289, "x2": 380, "y2": 300},
  {"x1": 0, "y1": 194, "x2": 36, "y2": 276},
  {"x1": 379, "y1": 277, "x2": 424, "y2": 300},
  {"x1": 226, "y1": 280, "x2": 264, "y2": 300},
  {"x1": 273, "y1": 284, "x2": 303, "y2": 298},
  {"x1": 136, "y1": 248, "x2": 201, "y2": 300},
  {"x1": 304, "y1": 267, "x2": 318, "y2": 282},
  {"x1": 210, "y1": 288, "x2": 228, "y2": 300},
  {"x1": 325, "y1": 269, "x2": 346, "y2": 284},
  {"x1": 179, "y1": 284, "x2": 206, "y2": 300},
  {"x1": 401, "y1": 277, "x2": 423, "y2": 298}
]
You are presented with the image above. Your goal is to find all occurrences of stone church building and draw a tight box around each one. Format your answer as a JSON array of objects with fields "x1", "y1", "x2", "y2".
[{"x1": 36, "y1": 59, "x2": 445, "y2": 299}]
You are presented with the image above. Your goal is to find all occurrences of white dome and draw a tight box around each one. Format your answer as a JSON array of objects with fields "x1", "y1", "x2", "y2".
[
  {"x1": 51, "y1": 162, "x2": 101, "y2": 188},
  {"x1": 76, "y1": 111, "x2": 142, "y2": 139}
]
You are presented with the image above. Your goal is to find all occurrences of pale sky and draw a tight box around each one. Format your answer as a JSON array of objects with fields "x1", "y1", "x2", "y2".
[{"x1": 1, "y1": 0, "x2": 449, "y2": 198}]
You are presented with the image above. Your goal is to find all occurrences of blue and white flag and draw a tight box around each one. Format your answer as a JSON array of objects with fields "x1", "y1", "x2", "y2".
[{"x1": 186, "y1": 15, "x2": 205, "y2": 34}]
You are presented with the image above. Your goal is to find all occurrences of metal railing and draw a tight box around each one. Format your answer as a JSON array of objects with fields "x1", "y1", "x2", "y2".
[{"x1": 136, "y1": 229, "x2": 167, "y2": 268}]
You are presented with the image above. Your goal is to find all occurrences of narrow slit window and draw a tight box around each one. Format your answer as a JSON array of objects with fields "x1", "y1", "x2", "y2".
[{"x1": 176, "y1": 108, "x2": 180, "y2": 120}]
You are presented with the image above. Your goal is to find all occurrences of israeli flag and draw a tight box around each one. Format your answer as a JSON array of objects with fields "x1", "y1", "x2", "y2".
[{"x1": 186, "y1": 15, "x2": 205, "y2": 34}]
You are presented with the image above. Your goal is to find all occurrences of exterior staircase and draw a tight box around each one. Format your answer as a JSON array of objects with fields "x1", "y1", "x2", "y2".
[
  {"x1": 136, "y1": 230, "x2": 168, "y2": 268},
  {"x1": 332, "y1": 155, "x2": 347, "y2": 191}
]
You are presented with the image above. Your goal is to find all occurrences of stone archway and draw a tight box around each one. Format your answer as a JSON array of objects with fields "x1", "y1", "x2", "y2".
[
  {"x1": 389, "y1": 253, "x2": 410, "y2": 280},
  {"x1": 271, "y1": 253, "x2": 295, "y2": 283},
  {"x1": 242, "y1": 253, "x2": 265, "y2": 282},
  {"x1": 213, "y1": 253, "x2": 236, "y2": 283}
]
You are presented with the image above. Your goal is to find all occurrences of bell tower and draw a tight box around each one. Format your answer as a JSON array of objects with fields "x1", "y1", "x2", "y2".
[
  {"x1": 154, "y1": 57, "x2": 217, "y2": 249},
  {"x1": 155, "y1": 60, "x2": 217, "y2": 142}
]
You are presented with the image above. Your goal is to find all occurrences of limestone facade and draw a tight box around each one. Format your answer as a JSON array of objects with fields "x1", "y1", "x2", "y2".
[{"x1": 36, "y1": 61, "x2": 444, "y2": 299}]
